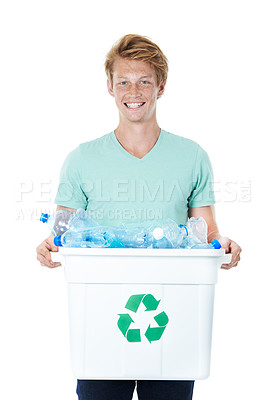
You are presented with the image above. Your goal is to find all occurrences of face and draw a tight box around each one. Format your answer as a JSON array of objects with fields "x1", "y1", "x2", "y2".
[{"x1": 107, "y1": 58, "x2": 165, "y2": 124}]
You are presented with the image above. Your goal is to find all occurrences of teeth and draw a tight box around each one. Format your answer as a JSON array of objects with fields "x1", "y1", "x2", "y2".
[{"x1": 125, "y1": 102, "x2": 144, "y2": 108}]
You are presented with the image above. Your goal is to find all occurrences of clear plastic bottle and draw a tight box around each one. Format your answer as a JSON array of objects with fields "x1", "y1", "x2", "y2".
[
  {"x1": 54, "y1": 225, "x2": 153, "y2": 248},
  {"x1": 54, "y1": 226, "x2": 123, "y2": 248},
  {"x1": 54, "y1": 225, "x2": 152, "y2": 248},
  {"x1": 115, "y1": 227, "x2": 152, "y2": 248},
  {"x1": 149, "y1": 217, "x2": 216, "y2": 249},
  {"x1": 178, "y1": 217, "x2": 209, "y2": 248},
  {"x1": 40, "y1": 210, "x2": 74, "y2": 236},
  {"x1": 119, "y1": 218, "x2": 198, "y2": 249},
  {"x1": 187, "y1": 217, "x2": 207, "y2": 243},
  {"x1": 147, "y1": 219, "x2": 188, "y2": 249},
  {"x1": 68, "y1": 208, "x2": 99, "y2": 230},
  {"x1": 191, "y1": 239, "x2": 221, "y2": 249},
  {"x1": 40, "y1": 208, "x2": 98, "y2": 236}
]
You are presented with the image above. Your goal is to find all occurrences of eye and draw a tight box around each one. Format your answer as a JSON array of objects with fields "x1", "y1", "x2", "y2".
[
  {"x1": 119, "y1": 81, "x2": 127, "y2": 86},
  {"x1": 141, "y1": 80, "x2": 149, "y2": 85}
]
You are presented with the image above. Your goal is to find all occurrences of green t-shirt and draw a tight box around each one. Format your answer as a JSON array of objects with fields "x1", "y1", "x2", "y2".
[{"x1": 54, "y1": 129, "x2": 215, "y2": 226}]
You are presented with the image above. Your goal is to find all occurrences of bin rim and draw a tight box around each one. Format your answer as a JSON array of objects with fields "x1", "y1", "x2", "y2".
[{"x1": 58, "y1": 247, "x2": 226, "y2": 257}]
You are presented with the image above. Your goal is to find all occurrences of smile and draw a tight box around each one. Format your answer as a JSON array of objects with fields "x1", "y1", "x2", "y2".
[{"x1": 124, "y1": 102, "x2": 146, "y2": 109}]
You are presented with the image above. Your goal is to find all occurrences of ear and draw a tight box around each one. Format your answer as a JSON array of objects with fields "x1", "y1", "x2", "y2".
[
  {"x1": 107, "y1": 79, "x2": 114, "y2": 97},
  {"x1": 157, "y1": 81, "x2": 166, "y2": 99}
]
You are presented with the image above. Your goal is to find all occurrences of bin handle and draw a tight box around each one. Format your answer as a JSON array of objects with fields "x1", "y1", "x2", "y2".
[{"x1": 221, "y1": 253, "x2": 232, "y2": 265}]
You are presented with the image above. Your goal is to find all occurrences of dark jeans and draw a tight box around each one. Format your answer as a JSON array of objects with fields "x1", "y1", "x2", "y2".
[{"x1": 76, "y1": 380, "x2": 194, "y2": 400}]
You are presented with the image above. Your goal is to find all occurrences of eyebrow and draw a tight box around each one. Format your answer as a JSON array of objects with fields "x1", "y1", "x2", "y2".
[{"x1": 117, "y1": 75, "x2": 153, "y2": 80}]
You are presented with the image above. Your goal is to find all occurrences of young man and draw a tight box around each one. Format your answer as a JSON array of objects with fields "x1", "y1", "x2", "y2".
[{"x1": 36, "y1": 34, "x2": 241, "y2": 400}]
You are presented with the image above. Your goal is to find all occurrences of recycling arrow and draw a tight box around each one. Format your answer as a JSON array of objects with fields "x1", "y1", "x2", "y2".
[
  {"x1": 127, "y1": 328, "x2": 141, "y2": 342},
  {"x1": 154, "y1": 311, "x2": 169, "y2": 326},
  {"x1": 143, "y1": 294, "x2": 161, "y2": 311},
  {"x1": 125, "y1": 294, "x2": 161, "y2": 312},
  {"x1": 117, "y1": 314, "x2": 134, "y2": 336},
  {"x1": 145, "y1": 325, "x2": 165, "y2": 343},
  {"x1": 125, "y1": 294, "x2": 145, "y2": 312},
  {"x1": 145, "y1": 311, "x2": 169, "y2": 343},
  {"x1": 117, "y1": 314, "x2": 141, "y2": 342},
  {"x1": 117, "y1": 293, "x2": 169, "y2": 344}
]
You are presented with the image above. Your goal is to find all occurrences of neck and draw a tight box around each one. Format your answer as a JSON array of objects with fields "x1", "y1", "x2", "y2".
[{"x1": 114, "y1": 120, "x2": 161, "y2": 159}]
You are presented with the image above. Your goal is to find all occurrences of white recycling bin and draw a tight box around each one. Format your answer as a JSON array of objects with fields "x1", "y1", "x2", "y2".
[{"x1": 56, "y1": 247, "x2": 231, "y2": 380}]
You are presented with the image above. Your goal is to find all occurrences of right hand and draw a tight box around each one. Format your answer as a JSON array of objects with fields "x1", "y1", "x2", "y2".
[{"x1": 36, "y1": 235, "x2": 62, "y2": 268}]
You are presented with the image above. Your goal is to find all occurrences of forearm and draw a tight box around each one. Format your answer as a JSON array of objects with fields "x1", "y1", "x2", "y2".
[
  {"x1": 56, "y1": 205, "x2": 77, "y2": 213},
  {"x1": 207, "y1": 229, "x2": 222, "y2": 242}
]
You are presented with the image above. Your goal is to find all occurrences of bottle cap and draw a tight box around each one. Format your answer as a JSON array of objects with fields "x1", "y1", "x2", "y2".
[
  {"x1": 153, "y1": 227, "x2": 164, "y2": 240},
  {"x1": 40, "y1": 213, "x2": 49, "y2": 223},
  {"x1": 179, "y1": 224, "x2": 188, "y2": 236},
  {"x1": 211, "y1": 239, "x2": 221, "y2": 249},
  {"x1": 54, "y1": 235, "x2": 62, "y2": 247}
]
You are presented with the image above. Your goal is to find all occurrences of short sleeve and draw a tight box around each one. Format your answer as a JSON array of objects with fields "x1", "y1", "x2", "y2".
[
  {"x1": 54, "y1": 146, "x2": 88, "y2": 209},
  {"x1": 188, "y1": 145, "x2": 215, "y2": 208}
]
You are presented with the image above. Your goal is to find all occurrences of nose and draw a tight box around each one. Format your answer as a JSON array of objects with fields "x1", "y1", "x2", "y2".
[{"x1": 127, "y1": 83, "x2": 141, "y2": 97}]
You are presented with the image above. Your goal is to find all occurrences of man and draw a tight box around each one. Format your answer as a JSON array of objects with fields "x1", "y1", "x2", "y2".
[{"x1": 36, "y1": 34, "x2": 241, "y2": 400}]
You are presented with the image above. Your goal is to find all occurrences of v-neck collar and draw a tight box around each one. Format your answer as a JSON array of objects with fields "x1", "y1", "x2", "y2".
[{"x1": 111, "y1": 129, "x2": 165, "y2": 162}]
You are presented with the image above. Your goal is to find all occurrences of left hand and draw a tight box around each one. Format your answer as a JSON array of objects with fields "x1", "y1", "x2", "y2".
[{"x1": 219, "y1": 237, "x2": 242, "y2": 269}]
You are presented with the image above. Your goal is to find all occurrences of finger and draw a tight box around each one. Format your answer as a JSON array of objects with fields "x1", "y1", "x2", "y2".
[
  {"x1": 230, "y1": 243, "x2": 242, "y2": 259},
  {"x1": 42, "y1": 260, "x2": 61, "y2": 268},
  {"x1": 37, "y1": 243, "x2": 54, "y2": 261},
  {"x1": 37, "y1": 254, "x2": 61, "y2": 268},
  {"x1": 38, "y1": 251, "x2": 53, "y2": 266},
  {"x1": 221, "y1": 260, "x2": 239, "y2": 269},
  {"x1": 230, "y1": 251, "x2": 241, "y2": 266},
  {"x1": 37, "y1": 254, "x2": 52, "y2": 267},
  {"x1": 47, "y1": 241, "x2": 59, "y2": 253},
  {"x1": 223, "y1": 247, "x2": 241, "y2": 268},
  {"x1": 40, "y1": 258, "x2": 61, "y2": 268},
  {"x1": 50, "y1": 262, "x2": 62, "y2": 268}
]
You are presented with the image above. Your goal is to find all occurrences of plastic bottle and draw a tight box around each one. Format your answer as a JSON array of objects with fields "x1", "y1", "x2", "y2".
[
  {"x1": 147, "y1": 219, "x2": 189, "y2": 249},
  {"x1": 68, "y1": 208, "x2": 99, "y2": 230},
  {"x1": 178, "y1": 217, "x2": 209, "y2": 248},
  {"x1": 191, "y1": 239, "x2": 222, "y2": 249},
  {"x1": 118, "y1": 221, "x2": 191, "y2": 248},
  {"x1": 119, "y1": 218, "x2": 201, "y2": 249},
  {"x1": 40, "y1": 210, "x2": 74, "y2": 236},
  {"x1": 54, "y1": 226, "x2": 124, "y2": 248},
  {"x1": 40, "y1": 208, "x2": 98, "y2": 236},
  {"x1": 115, "y1": 227, "x2": 152, "y2": 248},
  {"x1": 54, "y1": 225, "x2": 153, "y2": 248},
  {"x1": 187, "y1": 217, "x2": 207, "y2": 243}
]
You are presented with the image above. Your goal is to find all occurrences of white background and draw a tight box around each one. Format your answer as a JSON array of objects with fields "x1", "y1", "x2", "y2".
[{"x1": 1, "y1": 0, "x2": 266, "y2": 399}]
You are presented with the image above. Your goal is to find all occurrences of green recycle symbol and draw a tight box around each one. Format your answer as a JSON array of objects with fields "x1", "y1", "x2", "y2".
[{"x1": 117, "y1": 294, "x2": 169, "y2": 343}]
